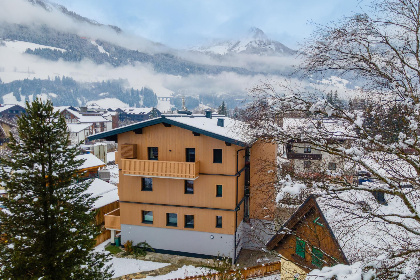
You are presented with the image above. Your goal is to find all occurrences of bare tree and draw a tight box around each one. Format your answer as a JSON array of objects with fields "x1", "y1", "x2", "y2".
[{"x1": 245, "y1": 0, "x2": 420, "y2": 278}]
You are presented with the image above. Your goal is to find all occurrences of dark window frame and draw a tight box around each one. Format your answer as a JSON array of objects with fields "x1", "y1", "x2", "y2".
[
  {"x1": 148, "y1": 147, "x2": 158, "y2": 160},
  {"x1": 216, "y1": 216, "x2": 222, "y2": 228},
  {"x1": 142, "y1": 210, "x2": 153, "y2": 224},
  {"x1": 216, "y1": 185, "x2": 223, "y2": 197},
  {"x1": 166, "y1": 213, "x2": 178, "y2": 227},
  {"x1": 186, "y1": 148, "x2": 196, "y2": 162},
  {"x1": 142, "y1": 177, "x2": 153, "y2": 191},
  {"x1": 184, "y1": 215, "x2": 194, "y2": 228},
  {"x1": 185, "y1": 180, "x2": 194, "y2": 194},
  {"x1": 328, "y1": 162, "x2": 337, "y2": 170},
  {"x1": 213, "y1": 149, "x2": 223, "y2": 163},
  {"x1": 304, "y1": 146, "x2": 312, "y2": 153}
]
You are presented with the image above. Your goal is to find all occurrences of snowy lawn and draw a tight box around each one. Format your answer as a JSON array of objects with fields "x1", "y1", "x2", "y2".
[
  {"x1": 95, "y1": 239, "x2": 169, "y2": 278},
  {"x1": 136, "y1": 265, "x2": 212, "y2": 280}
]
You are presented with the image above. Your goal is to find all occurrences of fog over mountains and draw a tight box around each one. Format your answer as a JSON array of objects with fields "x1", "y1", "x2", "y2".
[{"x1": 0, "y1": 0, "x2": 351, "y2": 111}]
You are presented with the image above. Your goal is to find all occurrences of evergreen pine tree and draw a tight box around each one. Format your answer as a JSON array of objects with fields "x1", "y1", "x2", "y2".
[
  {"x1": 218, "y1": 101, "x2": 227, "y2": 116},
  {"x1": 0, "y1": 99, "x2": 112, "y2": 280}
]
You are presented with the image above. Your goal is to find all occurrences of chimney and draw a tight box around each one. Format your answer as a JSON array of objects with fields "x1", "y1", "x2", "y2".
[
  {"x1": 217, "y1": 118, "x2": 224, "y2": 127},
  {"x1": 205, "y1": 110, "x2": 212, "y2": 119}
]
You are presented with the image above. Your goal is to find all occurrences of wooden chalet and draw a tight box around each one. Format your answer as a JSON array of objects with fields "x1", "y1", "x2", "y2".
[
  {"x1": 88, "y1": 113, "x2": 279, "y2": 261},
  {"x1": 267, "y1": 190, "x2": 418, "y2": 277},
  {"x1": 267, "y1": 195, "x2": 348, "y2": 275},
  {"x1": 76, "y1": 154, "x2": 106, "y2": 179},
  {"x1": 85, "y1": 178, "x2": 119, "y2": 245}
]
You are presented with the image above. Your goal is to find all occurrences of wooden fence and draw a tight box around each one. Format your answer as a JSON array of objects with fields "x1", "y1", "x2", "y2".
[{"x1": 168, "y1": 261, "x2": 281, "y2": 280}]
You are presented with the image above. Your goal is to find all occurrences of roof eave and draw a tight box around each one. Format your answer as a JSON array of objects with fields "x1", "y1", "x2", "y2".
[{"x1": 88, "y1": 117, "x2": 251, "y2": 147}]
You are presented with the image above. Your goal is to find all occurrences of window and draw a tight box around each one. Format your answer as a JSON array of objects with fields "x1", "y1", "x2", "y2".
[
  {"x1": 304, "y1": 161, "x2": 312, "y2": 169},
  {"x1": 216, "y1": 216, "x2": 222, "y2": 228},
  {"x1": 328, "y1": 162, "x2": 337, "y2": 170},
  {"x1": 216, "y1": 185, "x2": 223, "y2": 197},
  {"x1": 213, "y1": 149, "x2": 222, "y2": 163},
  {"x1": 295, "y1": 237, "x2": 306, "y2": 258},
  {"x1": 148, "y1": 147, "x2": 158, "y2": 160},
  {"x1": 373, "y1": 191, "x2": 386, "y2": 205},
  {"x1": 304, "y1": 146, "x2": 311, "y2": 153},
  {"x1": 311, "y1": 247, "x2": 324, "y2": 268},
  {"x1": 185, "y1": 180, "x2": 194, "y2": 194},
  {"x1": 184, "y1": 215, "x2": 194, "y2": 228},
  {"x1": 166, "y1": 213, "x2": 177, "y2": 227},
  {"x1": 186, "y1": 148, "x2": 196, "y2": 162},
  {"x1": 142, "y1": 178, "x2": 153, "y2": 191},
  {"x1": 142, "y1": 211, "x2": 153, "y2": 224}
]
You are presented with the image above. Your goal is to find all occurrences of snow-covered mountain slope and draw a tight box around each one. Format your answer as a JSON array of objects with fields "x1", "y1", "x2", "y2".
[{"x1": 191, "y1": 27, "x2": 296, "y2": 56}]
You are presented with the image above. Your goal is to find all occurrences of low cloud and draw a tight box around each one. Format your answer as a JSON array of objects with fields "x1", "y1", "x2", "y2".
[{"x1": 0, "y1": 0, "x2": 168, "y2": 53}]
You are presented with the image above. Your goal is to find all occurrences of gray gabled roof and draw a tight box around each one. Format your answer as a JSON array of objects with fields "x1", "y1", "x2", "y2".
[{"x1": 88, "y1": 115, "x2": 253, "y2": 147}]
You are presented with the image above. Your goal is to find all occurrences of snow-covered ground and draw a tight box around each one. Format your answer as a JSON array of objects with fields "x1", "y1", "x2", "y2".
[
  {"x1": 3, "y1": 40, "x2": 66, "y2": 53},
  {"x1": 95, "y1": 239, "x2": 169, "y2": 278},
  {"x1": 137, "y1": 265, "x2": 212, "y2": 280},
  {"x1": 107, "y1": 151, "x2": 115, "y2": 163}
]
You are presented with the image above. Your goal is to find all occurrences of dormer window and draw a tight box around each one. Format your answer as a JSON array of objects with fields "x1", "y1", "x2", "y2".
[{"x1": 304, "y1": 146, "x2": 311, "y2": 153}]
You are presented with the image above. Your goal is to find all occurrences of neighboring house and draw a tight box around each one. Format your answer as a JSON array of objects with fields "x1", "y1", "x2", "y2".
[
  {"x1": 282, "y1": 118, "x2": 351, "y2": 176},
  {"x1": 0, "y1": 104, "x2": 26, "y2": 120},
  {"x1": 76, "y1": 153, "x2": 106, "y2": 179},
  {"x1": 67, "y1": 123, "x2": 93, "y2": 145},
  {"x1": 56, "y1": 106, "x2": 112, "y2": 134},
  {"x1": 266, "y1": 191, "x2": 418, "y2": 278},
  {"x1": 0, "y1": 119, "x2": 16, "y2": 150},
  {"x1": 116, "y1": 107, "x2": 161, "y2": 123},
  {"x1": 84, "y1": 178, "x2": 119, "y2": 246},
  {"x1": 88, "y1": 113, "x2": 256, "y2": 260}
]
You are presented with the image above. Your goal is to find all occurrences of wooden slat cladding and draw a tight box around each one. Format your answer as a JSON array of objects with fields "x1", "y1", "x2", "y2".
[
  {"x1": 104, "y1": 208, "x2": 121, "y2": 230},
  {"x1": 121, "y1": 159, "x2": 199, "y2": 179},
  {"x1": 120, "y1": 144, "x2": 137, "y2": 159}
]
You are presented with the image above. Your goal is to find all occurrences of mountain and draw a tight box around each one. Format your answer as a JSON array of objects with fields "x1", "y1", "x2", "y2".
[
  {"x1": 0, "y1": 0, "x2": 348, "y2": 113},
  {"x1": 191, "y1": 27, "x2": 296, "y2": 57}
]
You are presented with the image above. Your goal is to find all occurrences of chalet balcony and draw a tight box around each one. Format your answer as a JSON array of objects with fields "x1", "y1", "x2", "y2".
[
  {"x1": 121, "y1": 159, "x2": 200, "y2": 180},
  {"x1": 104, "y1": 208, "x2": 120, "y2": 230},
  {"x1": 286, "y1": 153, "x2": 322, "y2": 160}
]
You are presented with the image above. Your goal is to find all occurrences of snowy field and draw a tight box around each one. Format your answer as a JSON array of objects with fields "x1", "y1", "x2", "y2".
[
  {"x1": 95, "y1": 240, "x2": 169, "y2": 278},
  {"x1": 137, "y1": 266, "x2": 212, "y2": 280}
]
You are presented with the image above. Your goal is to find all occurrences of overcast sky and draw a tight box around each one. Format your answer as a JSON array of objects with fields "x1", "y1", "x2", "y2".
[{"x1": 51, "y1": 0, "x2": 369, "y2": 49}]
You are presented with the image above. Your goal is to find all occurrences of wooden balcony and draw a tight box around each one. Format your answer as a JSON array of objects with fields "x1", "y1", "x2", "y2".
[
  {"x1": 104, "y1": 208, "x2": 120, "y2": 230},
  {"x1": 121, "y1": 159, "x2": 200, "y2": 180},
  {"x1": 287, "y1": 153, "x2": 322, "y2": 160}
]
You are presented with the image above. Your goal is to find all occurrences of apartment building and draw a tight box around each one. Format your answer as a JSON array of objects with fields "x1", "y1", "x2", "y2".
[{"x1": 89, "y1": 113, "x2": 254, "y2": 260}]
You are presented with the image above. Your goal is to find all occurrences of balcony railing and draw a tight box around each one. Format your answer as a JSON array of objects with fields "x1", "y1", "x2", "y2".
[
  {"x1": 104, "y1": 208, "x2": 121, "y2": 230},
  {"x1": 287, "y1": 153, "x2": 322, "y2": 160},
  {"x1": 121, "y1": 159, "x2": 199, "y2": 179}
]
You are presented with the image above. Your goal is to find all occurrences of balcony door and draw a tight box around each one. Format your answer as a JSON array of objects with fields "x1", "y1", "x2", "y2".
[{"x1": 186, "y1": 148, "x2": 195, "y2": 162}]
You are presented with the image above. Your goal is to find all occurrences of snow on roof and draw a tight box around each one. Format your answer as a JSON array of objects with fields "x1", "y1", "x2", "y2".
[
  {"x1": 121, "y1": 107, "x2": 155, "y2": 114},
  {"x1": 89, "y1": 115, "x2": 254, "y2": 146},
  {"x1": 84, "y1": 178, "x2": 118, "y2": 209},
  {"x1": 283, "y1": 118, "x2": 354, "y2": 139},
  {"x1": 165, "y1": 115, "x2": 253, "y2": 144},
  {"x1": 0, "y1": 104, "x2": 22, "y2": 114},
  {"x1": 67, "y1": 123, "x2": 92, "y2": 133},
  {"x1": 76, "y1": 154, "x2": 106, "y2": 169},
  {"x1": 316, "y1": 190, "x2": 420, "y2": 264},
  {"x1": 57, "y1": 107, "x2": 111, "y2": 123}
]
